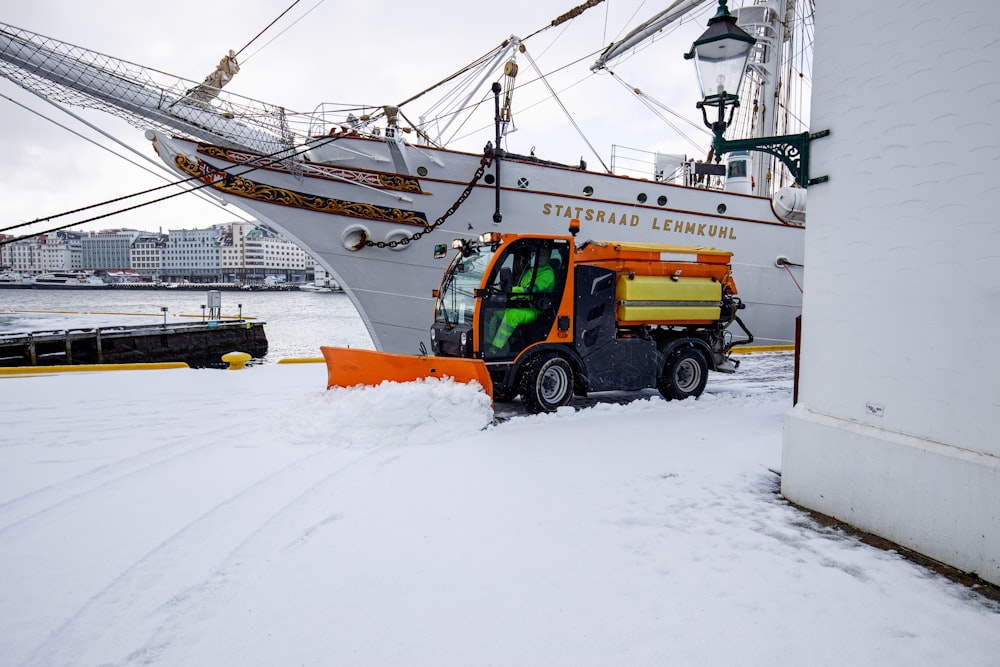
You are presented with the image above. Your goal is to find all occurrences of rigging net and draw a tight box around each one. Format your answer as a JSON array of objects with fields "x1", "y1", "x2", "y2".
[{"x1": 0, "y1": 22, "x2": 300, "y2": 156}]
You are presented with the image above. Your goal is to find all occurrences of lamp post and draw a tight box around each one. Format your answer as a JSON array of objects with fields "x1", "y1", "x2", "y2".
[{"x1": 685, "y1": 0, "x2": 828, "y2": 186}]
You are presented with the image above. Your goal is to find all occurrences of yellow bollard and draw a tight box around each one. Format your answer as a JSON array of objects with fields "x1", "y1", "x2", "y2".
[{"x1": 222, "y1": 351, "x2": 252, "y2": 370}]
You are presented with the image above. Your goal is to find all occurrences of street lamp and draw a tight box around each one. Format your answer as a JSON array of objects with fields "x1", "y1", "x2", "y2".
[{"x1": 685, "y1": 0, "x2": 828, "y2": 186}]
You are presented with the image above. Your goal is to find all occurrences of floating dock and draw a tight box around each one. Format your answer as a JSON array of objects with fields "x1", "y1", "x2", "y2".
[{"x1": 0, "y1": 320, "x2": 267, "y2": 368}]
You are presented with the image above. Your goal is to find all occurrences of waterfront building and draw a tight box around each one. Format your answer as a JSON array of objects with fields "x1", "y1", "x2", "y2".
[
  {"x1": 82, "y1": 229, "x2": 142, "y2": 270},
  {"x1": 3, "y1": 222, "x2": 313, "y2": 284},
  {"x1": 160, "y1": 227, "x2": 223, "y2": 283},
  {"x1": 2, "y1": 231, "x2": 84, "y2": 274},
  {"x1": 39, "y1": 231, "x2": 85, "y2": 273},
  {"x1": 129, "y1": 232, "x2": 166, "y2": 281},
  {"x1": 221, "y1": 222, "x2": 308, "y2": 285},
  {"x1": 2, "y1": 236, "x2": 40, "y2": 274}
]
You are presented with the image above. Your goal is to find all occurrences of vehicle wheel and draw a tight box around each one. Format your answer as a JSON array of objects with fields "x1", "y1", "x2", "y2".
[
  {"x1": 520, "y1": 354, "x2": 574, "y2": 413},
  {"x1": 658, "y1": 347, "x2": 708, "y2": 400}
]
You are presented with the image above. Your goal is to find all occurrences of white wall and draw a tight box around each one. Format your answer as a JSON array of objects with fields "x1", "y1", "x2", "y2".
[{"x1": 782, "y1": 0, "x2": 1000, "y2": 585}]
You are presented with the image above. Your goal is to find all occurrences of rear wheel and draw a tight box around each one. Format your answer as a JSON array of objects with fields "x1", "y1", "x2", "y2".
[
  {"x1": 521, "y1": 354, "x2": 574, "y2": 413},
  {"x1": 658, "y1": 347, "x2": 708, "y2": 400}
]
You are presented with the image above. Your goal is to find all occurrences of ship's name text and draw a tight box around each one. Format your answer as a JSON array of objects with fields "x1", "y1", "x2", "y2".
[{"x1": 541, "y1": 203, "x2": 736, "y2": 240}]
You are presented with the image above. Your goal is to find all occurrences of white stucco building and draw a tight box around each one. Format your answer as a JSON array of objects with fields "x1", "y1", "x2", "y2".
[
  {"x1": 782, "y1": 0, "x2": 999, "y2": 585},
  {"x1": 130, "y1": 233, "x2": 165, "y2": 280},
  {"x1": 160, "y1": 227, "x2": 223, "y2": 282},
  {"x1": 221, "y1": 221, "x2": 309, "y2": 284},
  {"x1": 2, "y1": 231, "x2": 84, "y2": 273}
]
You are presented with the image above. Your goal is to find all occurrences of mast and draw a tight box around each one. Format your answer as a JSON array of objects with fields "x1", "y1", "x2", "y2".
[
  {"x1": 592, "y1": 0, "x2": 712, "y2": 71},
  {"x1": 592, "y1": 1, "x2": 810, "y2": 196},
  {"x1": 732, "y1": 0, "x2": 796, "y2": 195}
]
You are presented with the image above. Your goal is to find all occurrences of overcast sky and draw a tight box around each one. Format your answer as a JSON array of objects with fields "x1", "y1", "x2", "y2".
[{"x1": 0, "y1": 0, "x2": 717, "y2": 238}]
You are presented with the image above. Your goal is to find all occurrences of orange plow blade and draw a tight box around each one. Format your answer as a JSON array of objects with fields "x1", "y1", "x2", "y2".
[{"x1": 320, "y1": 346, "x2": 494, "y2": 398}]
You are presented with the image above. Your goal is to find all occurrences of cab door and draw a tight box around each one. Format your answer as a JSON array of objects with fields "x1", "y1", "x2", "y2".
[{"x1": 478, "y1": 238, "x2": 569, "y2": 359}]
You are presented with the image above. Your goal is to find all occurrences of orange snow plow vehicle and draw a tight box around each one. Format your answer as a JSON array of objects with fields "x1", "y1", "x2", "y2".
[{"x1": 322, "y1": 221, "x2": 752, "y2": 413}]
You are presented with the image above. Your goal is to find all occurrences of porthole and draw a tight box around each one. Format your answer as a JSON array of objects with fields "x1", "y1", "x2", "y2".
[
  {"x1": 637, "y1": 193, "x2": 647, "y2": 203},
  {"x1": 657, "y1": 195, "x2": 668, "y2": 206},
  {"x1": 583, "y1": 185, "x2": 594, "y2": 197},
  {"x1": 484, "y1": 174, "x2": 495, "y2": 184},
  {"x1": 385, "y1": 230, "x2": 412, "y2": 250},
  {"x1": 517, "y1": 177, "x2": 529, "y2": 189},
  {"x1": 416, "y1": 166, "x2": 428, "y2": 177},
  {"x1": 341, "y1": 225, "x2": 370, "y2": 251},
  {"x1": 717, "y1": 203, "x2": 727, "y2": 214}
]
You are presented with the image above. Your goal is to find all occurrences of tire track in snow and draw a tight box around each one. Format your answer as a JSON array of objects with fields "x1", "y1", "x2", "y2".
[
  {"x1": 20, "y1": 440, "x2": 397, "y2": 667},
  {"x1": 0, "y1": 422, "x2": 241, "y2": 535}
]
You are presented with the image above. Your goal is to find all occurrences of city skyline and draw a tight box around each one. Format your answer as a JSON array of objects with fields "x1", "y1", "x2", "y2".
[{"x1": 1, "y1": 220, "x2": 317, "y2": 284}]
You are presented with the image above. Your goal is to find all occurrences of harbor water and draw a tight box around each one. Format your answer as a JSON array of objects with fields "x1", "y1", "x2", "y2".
[{"x1": 0, "y1": 289, "x2": 374, "y2": 363}]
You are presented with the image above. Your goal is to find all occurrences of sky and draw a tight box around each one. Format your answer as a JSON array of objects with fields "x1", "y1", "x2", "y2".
[
  {"x1": 1, "y1": 349, "x2": 998, "y2": 665},
  {"x1": 0, "y1": 0, "x2": 721, "y2": 239}
]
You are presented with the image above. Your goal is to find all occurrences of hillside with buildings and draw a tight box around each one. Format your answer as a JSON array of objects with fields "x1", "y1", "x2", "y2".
[{"x1": 1, "y1": 221, "x2": 325, "y2": 286}]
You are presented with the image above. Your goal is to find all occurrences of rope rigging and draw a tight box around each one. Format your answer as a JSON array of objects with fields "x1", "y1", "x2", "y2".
[
  {"x1": 233, "y1": 0, "x2": 313, "y2": 61},
  {"x1": 0, "y1": 93, "x2": 255, "y2": 228},
  {"x1": 605, "y1": 72, "x2": 710, "y2": 154},
  {"x1": 0, "y1": 0, "x2": 330, "y2": 244},
  {"x1": 0, "y1": 0, "x2": 815, "y2": 249},
  {"x1": 0, "y1": 133, "x2": 341, "y2": 246}
]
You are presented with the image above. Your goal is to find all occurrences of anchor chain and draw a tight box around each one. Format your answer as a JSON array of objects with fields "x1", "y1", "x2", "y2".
[{"x1": 366, "y1": 148, "x2": 495, "y2": 249}]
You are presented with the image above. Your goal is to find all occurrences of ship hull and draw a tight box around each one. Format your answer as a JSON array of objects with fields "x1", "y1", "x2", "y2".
[{"x1": 152, "y1": 133, "x2": 804, "y2": 354}]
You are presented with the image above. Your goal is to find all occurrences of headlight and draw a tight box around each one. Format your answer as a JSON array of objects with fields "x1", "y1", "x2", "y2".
[{"x1": 478, "y1": 232, "x2": 502, "y2": 244}]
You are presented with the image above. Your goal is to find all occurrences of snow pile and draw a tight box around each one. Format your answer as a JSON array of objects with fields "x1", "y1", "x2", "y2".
[{"x1": 296, "y1": 377, "x2": 494, "y2": 447}]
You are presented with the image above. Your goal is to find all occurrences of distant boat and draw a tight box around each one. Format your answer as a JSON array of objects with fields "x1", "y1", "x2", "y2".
[
  {"x1": 0, "y1": 270, "x2": 31, "y2": 289},
  {"x1": 0, "y1": 0, "x2": 813, "y2": 353},
  {"x1": 298, "y1": 283, "x2": 336, "y2": 293},
  {"x1": 299, "y1": 274, "x2": 341, "y2": 293},
  {"x1": 30, "y1": 272, "x2": 109, "y2": 289}
]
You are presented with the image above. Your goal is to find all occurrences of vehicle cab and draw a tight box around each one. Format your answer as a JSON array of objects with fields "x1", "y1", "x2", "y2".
[{"x1": 430, "y1": 232, "x2": 571, "y2": 361}]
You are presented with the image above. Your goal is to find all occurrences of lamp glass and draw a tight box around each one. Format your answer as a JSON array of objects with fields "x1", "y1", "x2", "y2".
[
  {"x1": 691, "y1": 37, "x2": 754, "y2": 100},
  {"x1": 686, "y1": 1, "x2": 756, "y2": 104}
]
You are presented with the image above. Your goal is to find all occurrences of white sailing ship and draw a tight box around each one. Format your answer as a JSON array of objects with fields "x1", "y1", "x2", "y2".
[{"x1": 0, "y1": 0, "x2": 813, "y2": 353}]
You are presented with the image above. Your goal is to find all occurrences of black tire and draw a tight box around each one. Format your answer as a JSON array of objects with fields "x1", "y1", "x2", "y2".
[
  {"x1": 520, "y1": 354, "x2": 574, "y2": 413},
  {"x1": 658, "y1": 347, "x2": 708, "y2": 400}
]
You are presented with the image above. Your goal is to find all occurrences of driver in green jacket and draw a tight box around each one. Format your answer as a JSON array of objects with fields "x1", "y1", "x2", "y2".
[{"x1": 487, "y1": 251, "x2": 555, "y2": 355}]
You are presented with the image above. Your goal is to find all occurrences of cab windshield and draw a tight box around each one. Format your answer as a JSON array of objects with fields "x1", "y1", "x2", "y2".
[{"x1": 434, "y1": 244, "x2": 496, "y2": 325}]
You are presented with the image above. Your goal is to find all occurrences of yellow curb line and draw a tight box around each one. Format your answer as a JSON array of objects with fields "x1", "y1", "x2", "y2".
[
  {"x1": 0, "y1": 362, "x2": 190, "y2": 375},
  {"x1": 731, "y1": 345, "x2": 795, "y2": 354}
]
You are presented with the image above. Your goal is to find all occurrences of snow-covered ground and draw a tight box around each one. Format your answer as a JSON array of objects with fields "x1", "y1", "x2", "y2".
[{"x1": 1, "y1": 354, "x2": 998, "y2": 666}]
